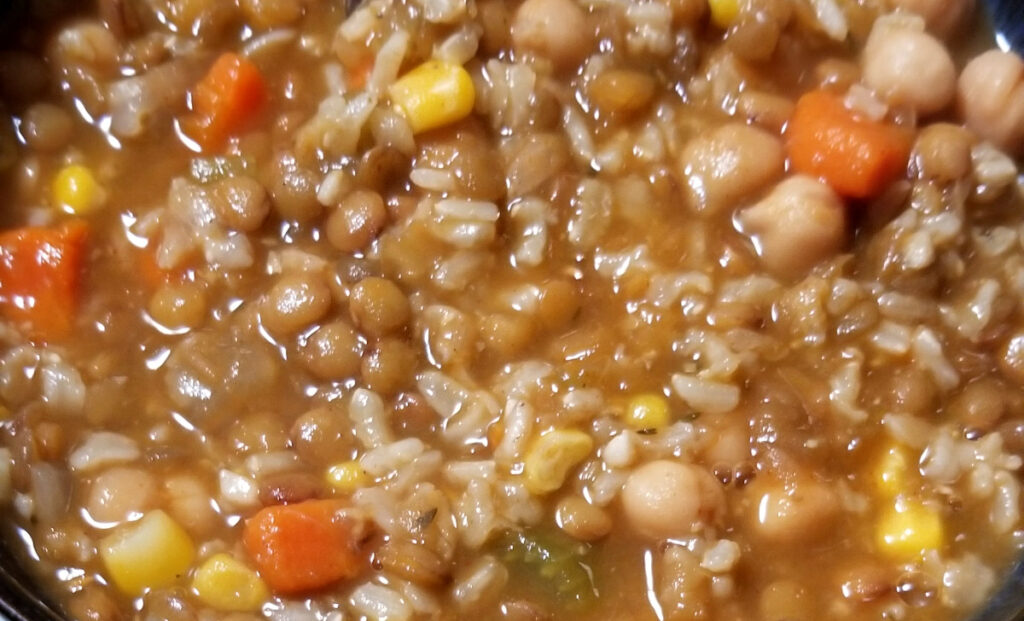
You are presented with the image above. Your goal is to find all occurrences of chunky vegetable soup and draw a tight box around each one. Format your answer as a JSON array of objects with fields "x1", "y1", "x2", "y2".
[{"x1": 2, "y1": 0, "x2": 1024, "y2": 619}]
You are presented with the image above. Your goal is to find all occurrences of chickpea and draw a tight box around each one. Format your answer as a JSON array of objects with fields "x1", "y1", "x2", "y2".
[
  {"x1": 679, "y1": 123, "x2": 785, "y2": 215},
  {"x1": 20, "y1": 103, "x2": 73, "y2": 152},
  {"x1": 349, "y1": 277, "x2": 410, "y2": 337},
  {"x1": 556, "y1": 495, "x2": 612, "y2": 541},
  {"x1": 326, "y1": 190, "x2": 388, "y2": 253},
  {"x1": 210, "y1": 175, "x2": 270, "y2": 232},
  {"x1": 301, "y1": 320, "x2": 364, "y2": 380},
  {"x1": 85, "y1": 467, "x2": 156, "y2": 524},
  {"x1": 861, "y1": 22, "x2": 955, "y2": 116},
  {"x1": 588, "y1": 69, "x2": 657, "y2": 116},
  {"x1": 511, "y1": 0, "x2": 592, "y2": 70},
  {"x1": 912, "y1": 123, "x2": 973, "y2": 182},
  {"x1": 737, "y1": 175, "x2": 846, "y2": 278},
  {"x1": 260, "y1": 272, "x2": 333, "y2": 336},
  {"x1": 621, "y1": 460, "x2": 724, "y2": 539},
  {"x1": 748, "y1": 475, "x2": 839, "y2": 543},
  {"x1": 886, "y1": 0, "x2": 974, "y2": 38},
  {"x1": 958, "y1": 50, "x2": 1024, "y2": 155},
  {"x1": 164, "y1": 473, "x2": 218, "y2": 537}
]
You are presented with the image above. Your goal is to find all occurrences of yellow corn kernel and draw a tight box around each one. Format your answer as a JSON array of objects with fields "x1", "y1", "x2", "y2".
[
  {"x1": 325, "y1": 460, "x2": 369, "y2": 494},
  {"x1": 876, "y1": 500, "x2": 943, "y2": 559},
  {"x1": 523, "y1": 429, "x2": 594, "y2": 495},
  {"x1": 624, "y1": 393, "x2": 670, "y2": 431},
  {"x1": 389, "y1": 60, "x2": 475, "y2": 134},
  {"x1": 709, "y1": 0, "x2": 740, "y2": 28},
  {"x1": 874, "y1": 445, "x2": 910, "y2": 499},
  {"x1": 52, "y1": 164, "x2": 106, "y2": 215},
  {"x1": 192, "y1": 553, "x2": 270, "y2": 613},
  {"x1": 99, "y1": 510, "x2": 196, "y2": 596}
]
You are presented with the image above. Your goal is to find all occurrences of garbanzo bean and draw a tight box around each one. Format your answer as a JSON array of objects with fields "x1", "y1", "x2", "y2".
[
  {"x1": 912, "y1": 123, "x2": 973, "y2": 181},
  {"x1": 326, "y1": 190, "x2": 388, "y2": 253},
  {"x1": 748, "y1": 475, "x2": 839, "y2": 543},
  {"x1": 621, "y1": 460, "x2": 725, "y2": 539},
  {"x1": 588, "y1": 69, "x2": 656, "y2": 116},
  {"x1": 679, "y1": 123, "x2": 785, "y2": 215},
  {"x1": 886, "y1": 0, "x2": 972, "y2": 38},
  {"x1": 86, "y1": 467, "x2": 156, "y2": 524},
  {"x1": 511, "y1": 0, "x2": 592, "y2": 70},
  {"x1": 556, "y1": 496, "x2": 612, "y2": 541},
  {"x1": 301, "y1": 320, "x2": 363, "y2": 380},
  {"x1": 260, "y1": 272, "x2": 333, "y2": 336},
  {"x1": 349, "y1": 277, "x2": 410, "y2": 337},
  {"x1": 148, "y1": 280, "x2": 208, "y2": 330},
  {"x1": 861, "y1": 21, "x2": 955, "y2": 116},
  {"x1": 361, "y1": 337, "x2": 419, "y2": 395},
  {"x1": 957, "y1": 50, "x2": 1024, "y2": 154},
  {"x1": 737, "y1": 175, "x2": 846, "y2": 278}
]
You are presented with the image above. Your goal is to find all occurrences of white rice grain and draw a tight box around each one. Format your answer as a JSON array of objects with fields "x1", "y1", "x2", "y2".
[
  {"x1": 68, "y1": 432, "x2": 141, "y2": 472},
  {"x1": 360, "y1": 438, "x2": 427, "y2": 477},
  {"x1": 671, "y1": 374, "x2": 740, "y2": 414},
  {"x1": 350, "y1": 388, "x2": 394, "y2": 449},
  {"x1": 912, "y1": 327, "x2": 959, "y2": 391},
  {"x1": 350, "y1": 583, "x2": 413, "y2": 621},
  {"x1": 451, "y1": 556, "x2": 509, "y2": 611}
]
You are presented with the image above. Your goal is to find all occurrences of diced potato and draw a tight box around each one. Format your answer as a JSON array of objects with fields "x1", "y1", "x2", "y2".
[
  {"x1": 52, "y1": 164, "x2": 106, "y2": 215},
  {"x1": 192, "y1": 553, "x2": 270, "y2": 612},
  {"x1": 876, "y1": 500, "x2": 943, "y2": 559},
  {"x1": 624, "y1": 393, "x2": 670, "y2": 431},
  {"x1": 99, "y1": 510, "x2": 196, "y2": 596},
  {"x1": 325, "y1": 460, "x2": 370, "y2": 495},
  {"x1": 389, "y1": 60, "x2": 475, "y2": 134},
  {"x1": 523, "y1": 429, "x2": 594, "y2": 494}
]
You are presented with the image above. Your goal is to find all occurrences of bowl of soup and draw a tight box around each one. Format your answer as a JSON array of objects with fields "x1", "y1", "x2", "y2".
[{"x1": 1, "y1": 0, "x2": 1024, "y2": 619}]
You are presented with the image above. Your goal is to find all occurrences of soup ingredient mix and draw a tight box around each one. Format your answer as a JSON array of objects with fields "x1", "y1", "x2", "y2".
[{"x1": 1, "y1": 0, "x2": 1024, "y2": 619}]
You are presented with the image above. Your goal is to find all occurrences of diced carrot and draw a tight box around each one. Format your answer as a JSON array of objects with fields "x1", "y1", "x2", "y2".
[
  {"x1": 242, "y1": 499, "x2": 363, "y2": 594},
  {"x1": 184, "y1": 52, "x2": 267, "y2": 151},
  {"x1": 786, "y1": 90, "x2": 912, "y2": 199},
  {"x1": 0, "y1": 221, "x2": 88, "y2": 341}
]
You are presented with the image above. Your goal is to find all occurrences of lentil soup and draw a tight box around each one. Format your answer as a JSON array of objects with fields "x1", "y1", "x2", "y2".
[{"x1": 1, "y1": 0, "x2": 1024, "y2": 620}]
